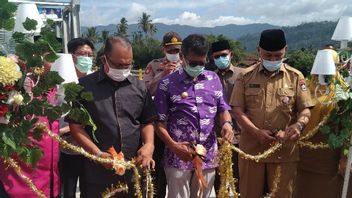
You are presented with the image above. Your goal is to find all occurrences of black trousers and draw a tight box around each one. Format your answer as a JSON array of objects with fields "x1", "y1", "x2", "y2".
[
  {"x1": 59, "y1": 153, "x2": 85, "y2": 198},
  {"x1": 152, "y1": 135, "x2": 167, "y2": 198}
]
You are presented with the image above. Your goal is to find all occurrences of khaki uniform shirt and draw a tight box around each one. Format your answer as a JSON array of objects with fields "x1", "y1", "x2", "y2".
[
  {"x1": 215, "y1": 65, "x2": 242, "y2": 136},
  {"x1": 143, "y1": 57, "x2": 182, "y2": 96},
  {"x1": 230, "y1": 63, "x2": 315, "y2": 162}
]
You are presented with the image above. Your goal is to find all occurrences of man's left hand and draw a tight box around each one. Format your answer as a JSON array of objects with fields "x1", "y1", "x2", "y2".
[
  {"x1": 221, "y1": 123, "x2": 234, "y2": 143},
  {"x1": 136, "y1": 143, "x2": 155, "y2": 170},
  {"x1": 285, "y1": 123, "x2": 301, "y2": 141}
]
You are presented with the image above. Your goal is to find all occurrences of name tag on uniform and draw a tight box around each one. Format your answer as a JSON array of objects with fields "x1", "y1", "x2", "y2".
[{"x1": 249, "y1": 84, "x2": 261, "y2": 88}]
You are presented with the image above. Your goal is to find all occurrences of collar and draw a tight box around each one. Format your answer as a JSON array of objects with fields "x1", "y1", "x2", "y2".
[
  {"x1": 97, "y1": 68, "x2": 133, "y2": 84},
  {"x1": 216, "y1": 64, "x2": 235, "y2": 76}
]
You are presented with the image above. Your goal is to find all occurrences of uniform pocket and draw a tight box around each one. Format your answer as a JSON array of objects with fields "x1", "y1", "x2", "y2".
[
  {"x1": 245, "y1": 88, "x2": 263, "y2": 109},
  {"x1": 277, "y1": 88, "x2": 295, "y2": 112}
]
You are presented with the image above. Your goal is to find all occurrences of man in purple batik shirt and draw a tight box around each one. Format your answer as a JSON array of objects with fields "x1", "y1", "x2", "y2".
[{"x1": 154, "y1": 34, "x2": 235, "y2": 198}]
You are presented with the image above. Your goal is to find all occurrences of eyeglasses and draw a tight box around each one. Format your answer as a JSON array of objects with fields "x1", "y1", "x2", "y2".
[
  {"x1": 214, "y1": 53, "x2": 229, "y2": 59},
  {"x1": 74, "y1": 52, "x2": 94, "y2": 58},
  {"x1": 186, "y1": 60, "x2": 208, "y2": 67},
  {"x1": 105, "y1": 56, "x2": 133, "y2": 69}
]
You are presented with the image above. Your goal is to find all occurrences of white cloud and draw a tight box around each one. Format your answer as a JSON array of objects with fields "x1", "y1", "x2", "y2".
[
  {"x1": 80, "y1": 0, "x2": 352, "y2": 27},
  {"x1": 125, "y1": 3, "x2": 150, "y2": 22},
  {"x1": 154, "y1": 11, "x2": 254, "y2": 27},
  {"x1": 234, "y1": 0, "x2": 352, "y2": 26}
]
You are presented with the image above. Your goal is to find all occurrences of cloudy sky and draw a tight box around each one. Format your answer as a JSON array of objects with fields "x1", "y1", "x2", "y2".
[{"x1": 80, "y1": 0, "x2": 352, "y2": 27}]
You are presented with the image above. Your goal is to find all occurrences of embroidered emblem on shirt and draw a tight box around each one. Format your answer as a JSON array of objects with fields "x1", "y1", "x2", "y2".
[
  {"x1": 171, "y1": 95, "x2": 182, "y2": 102},
  {"x1": 195, "y1": 83, "x2": 205, "y2": 90},
  {"x1": 196, "y1": 97, "x2": 203, "y2": 103},
  {"x1": 209, "y1": 106, "x2": 217, "y2": 114},
  {"x1": 177, "y1": 118, "x2": 188, "y2": 125},
  {"x1": 214, "y1": 91, "x2": 223, "y2": 98},
  {"x1": 299, "y1": 79, "x2": 307, "y2": 91},
  {"x1": 207, "y1": 75, "x2": 213, "y2": 81},
  {"x1": 200, "y1": 119, "x2": 210, "y2": 126},
  {"x1": 159, "y1": 78, "x2": 170, "y2": 91},
  {"x1": 191, "y1": 106, "x2": 198, "y2": 113},
  {"x1": 281, "y1": 96, "x2": 290, "y2": 105},
  {"x1": 158, "y1": 113, "x2": 167, "y2": 120}
]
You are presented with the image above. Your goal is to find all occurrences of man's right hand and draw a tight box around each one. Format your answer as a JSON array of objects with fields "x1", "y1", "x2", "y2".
[
  {"x1": 254, "y1": 129, "x2": 276, "y2": 145},
  {"x1": 99, "y1": 152, "x2": 113, "y2": 170},
  {"x1": 162, "y1": 61, "x2": 178, "y2": 76},
  {"x1": 169, "y1": 141, "x2": 194, "y2": 162}
]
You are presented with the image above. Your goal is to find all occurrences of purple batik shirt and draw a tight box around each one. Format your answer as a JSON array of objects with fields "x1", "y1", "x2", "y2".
[{"x1": 154, "y1": 68, "x2": 231, "y2": 170}]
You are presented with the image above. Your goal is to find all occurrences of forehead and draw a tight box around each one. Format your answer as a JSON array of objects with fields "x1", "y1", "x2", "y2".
[
  {"x1": 185, "y1": 51, "x2": 207, "y2": 61},
  {"x1": 259, "y1": 47, "x2": 285, "y2": 55},
  {"x1": 76, "y1": 44, "x2": 93, "y2": 52},
  {"x1": 212, "y1": 49, "x2": 230, "y2": 56},
  {"x1": 109, "y1": 43, "x2": 133, "y2": 60}
]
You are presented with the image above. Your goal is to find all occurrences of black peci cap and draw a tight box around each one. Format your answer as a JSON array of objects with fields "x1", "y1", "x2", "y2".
[
  {"x1": 211, "y1": 40, "x2": 231, "y2": 53},
  {"x1": 259, "y1": 29, "x2": 286, "y2": 51}
]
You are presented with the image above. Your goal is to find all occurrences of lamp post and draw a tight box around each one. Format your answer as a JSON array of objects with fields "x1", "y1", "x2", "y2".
[
  {"x1": 311, "y1": 49, "x2": 336, "y2": 85},
  {"x1": 14, "y1": 3, "x2": 44, "y2": 42},
  {"x1": 332, "y1": 16, "x2": 352, "y2": 49}
]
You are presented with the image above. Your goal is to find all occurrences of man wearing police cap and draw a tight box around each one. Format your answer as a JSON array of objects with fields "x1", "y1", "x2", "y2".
[
  {"x1": 143, "y1": 31, "x2": 182, "y2": 198},
  {"x1": 230, "y1": 29, "x2": 315, "y2": 198},
  {"x1": 144, "y1": 31, "x2": 183, "y2": 96}
]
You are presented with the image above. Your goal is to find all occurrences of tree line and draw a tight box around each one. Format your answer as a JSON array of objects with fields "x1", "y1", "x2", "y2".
[{"x1": 83, "y1": 12, "x2": 321, "y2": 76}]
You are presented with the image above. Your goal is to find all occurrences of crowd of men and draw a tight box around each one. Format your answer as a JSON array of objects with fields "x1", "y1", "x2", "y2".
[{"x1": 2, "y1": 28, "x2": 351, "y2": 198}]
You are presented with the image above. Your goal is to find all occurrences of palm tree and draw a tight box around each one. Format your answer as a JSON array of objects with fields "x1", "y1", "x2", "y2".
[
  {"x1": 137, "y1": 12, "x2": 157, "y2": 37},
  {"x1": 101, "y1": 30, "x2": 109, "y2": 42},
  {"x1": 116, "y1": 17, "x2": 128, "y2": 37},
  {"x1": 85, "y1": 26, "x2": 99, "y2": 43}
]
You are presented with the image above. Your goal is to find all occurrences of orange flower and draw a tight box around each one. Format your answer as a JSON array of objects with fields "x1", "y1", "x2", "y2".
[{"x1": 107, "y1": 147, "x2": 126, "y2": 176}]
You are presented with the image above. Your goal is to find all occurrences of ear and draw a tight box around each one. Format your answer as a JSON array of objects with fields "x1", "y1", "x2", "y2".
[{"x1": 284, "y1": 45, "x2": 288, "y2": 54}]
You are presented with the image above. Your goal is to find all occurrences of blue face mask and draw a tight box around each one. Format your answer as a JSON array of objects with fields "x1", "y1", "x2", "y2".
[
  {"x1": 75, "y1": 56, "x2": 93, "y2": 73},
  {"x1": 184, "y1": 64, "x2": 205, "y2": 77},
  {"x1": 262, "y1": 59, "x2": 283, "y2": 72},
  {"x1": 214, "y1": 56, "x2": 231, "y2": 70}
]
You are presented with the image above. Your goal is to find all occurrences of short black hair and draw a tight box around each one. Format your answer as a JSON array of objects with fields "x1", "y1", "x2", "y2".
[
  {"x1": 104, "y1": 36, "x2": 132, "y2": 55},
  {"x1": 67, "y1": 38, "x2": 94, "y2": 54},
  {"x1": 181, "y1": 34, "x2": 209, "y2": 57}
]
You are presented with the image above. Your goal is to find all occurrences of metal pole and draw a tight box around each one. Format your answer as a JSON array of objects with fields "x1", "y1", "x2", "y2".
[
  {"x1": 71, "y1": 0, "x2": 80, "y2": 38},
  {"x1": 342, "y1": 136, "x2": 352, "y2": 198},
  {"x1": 341, "y1": 40, "x2": 348, "y2": 49},
  {"x1": 62, "y1": 11, "x2": 69, "y2": 53}
]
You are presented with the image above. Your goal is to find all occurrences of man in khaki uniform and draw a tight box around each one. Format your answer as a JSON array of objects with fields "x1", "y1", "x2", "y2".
[
  {"x1": 143, "y1": 31, "x2": 183, "y2": 96},
  {"x1": 230, "y1": 29, "x2": 315, "y2": 198},
  {"x1": 211, "y1": 40, "x2": 242, "y2": 193}
]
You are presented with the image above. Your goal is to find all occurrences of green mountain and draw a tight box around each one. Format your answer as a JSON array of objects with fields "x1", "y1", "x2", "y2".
[{"x1": 82, "y1": 21, "x2": 339, "y2": 52}]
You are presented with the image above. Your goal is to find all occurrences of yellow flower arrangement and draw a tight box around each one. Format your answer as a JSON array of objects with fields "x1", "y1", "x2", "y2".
[{"x1": 0, "y1": 56, "x2": 22, "y2": 86}]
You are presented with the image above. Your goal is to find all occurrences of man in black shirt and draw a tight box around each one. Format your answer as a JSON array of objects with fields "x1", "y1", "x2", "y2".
[{"x1": 67, "y1": 36, "x2": 156, "y2": 197}]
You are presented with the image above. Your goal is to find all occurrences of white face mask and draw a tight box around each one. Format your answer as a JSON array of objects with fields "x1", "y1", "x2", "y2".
[
  {"x1": 106, "y1": 67, "x2": 131, "y2": 82},
  {"x1": 104, "y1": 56, "x2": 131, "y2": 82},
  {"x1": 166, "y1": 53, "x2": 180, "y2": 62},
  {"x1": 262, "y1": 59, "x2": 283, "y2": 72}
]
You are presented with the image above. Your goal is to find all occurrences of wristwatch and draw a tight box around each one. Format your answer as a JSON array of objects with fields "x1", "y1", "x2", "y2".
[
  {"x1": 296, "y1": 121, "x2": 305, "y2": 131},
  {"x1": 222, "y1": 121, "x2": 234, "y2": 129}
]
